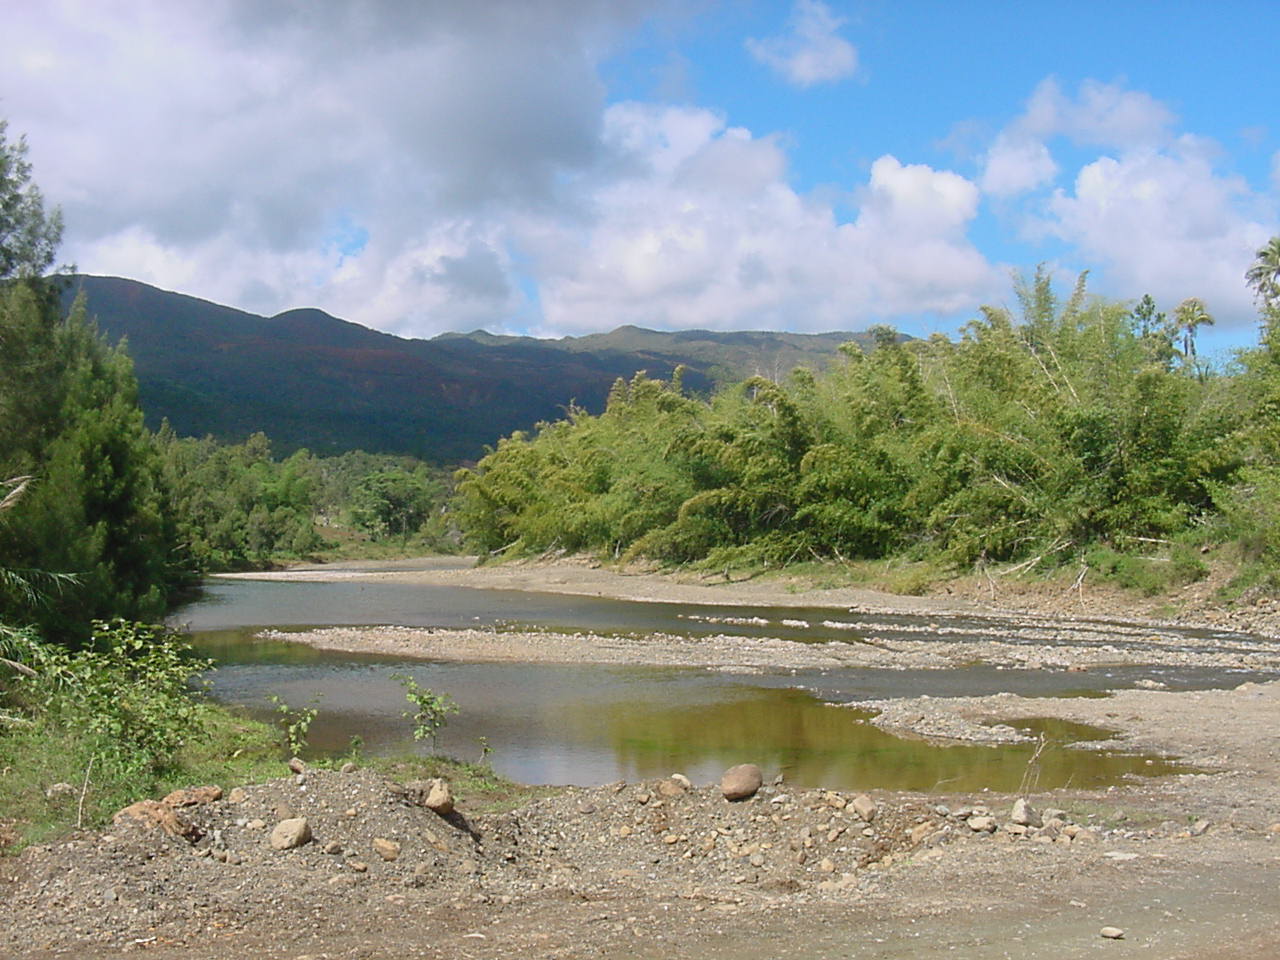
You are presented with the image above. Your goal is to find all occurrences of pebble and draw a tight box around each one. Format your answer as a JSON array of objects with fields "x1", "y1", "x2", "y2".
[
  {"x1": 287, "y1": 757, "x2": 306, "y2": 775},
  {"x1": 852, "y1": 795, "x2": 877, "y2": 823},
  {"x1": 373, "y1": 838, "x2": 401, "y2": 861},
  {"x1": 1100, "y1": 926, "x2": 1125, "y2": 939}
]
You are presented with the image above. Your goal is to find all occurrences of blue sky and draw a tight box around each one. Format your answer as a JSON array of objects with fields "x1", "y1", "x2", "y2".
[{"x1": 2, "y1": 1, "x2": 1277, "y2": 357}]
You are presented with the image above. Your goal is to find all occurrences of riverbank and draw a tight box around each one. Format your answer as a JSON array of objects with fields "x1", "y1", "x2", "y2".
[
  {"x1": 4, "y1": 557, "x2": 1279, "y2": 958},
  {"x1": 217, "y1": 553, "x2": 1280, "y2": 638}
]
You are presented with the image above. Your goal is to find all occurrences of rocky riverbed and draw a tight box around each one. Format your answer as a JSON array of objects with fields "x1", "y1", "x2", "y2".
[{"x1": 5, "y1": 559, "x2": 1280, "y2": 958}]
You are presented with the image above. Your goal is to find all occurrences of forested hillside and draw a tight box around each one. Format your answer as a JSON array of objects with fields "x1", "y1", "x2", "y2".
[{"x1": 62, "y1": 276, "x2": 878, "y2": 461}]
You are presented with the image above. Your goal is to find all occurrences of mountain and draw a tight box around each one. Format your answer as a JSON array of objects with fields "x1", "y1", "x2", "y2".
[{"x1": 64, "y1": 275, "x2": 876, "y2": 462}]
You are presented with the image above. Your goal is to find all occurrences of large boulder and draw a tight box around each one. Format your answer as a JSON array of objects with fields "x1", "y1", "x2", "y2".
[{"x1": 720, "y1": 763, "x2": 763, "y2": 801}]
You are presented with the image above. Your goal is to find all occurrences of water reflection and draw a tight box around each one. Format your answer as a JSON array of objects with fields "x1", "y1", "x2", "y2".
[{"x1": 203, "y1": 650, "x2": 1184, "y2": 791}]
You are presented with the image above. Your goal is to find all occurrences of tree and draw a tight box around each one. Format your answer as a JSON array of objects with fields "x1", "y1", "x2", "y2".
[
  {"x1": 0, "y1": 119, "x2": 63, "y2": 280},
  {"x1": 1172, "y1": 297, "x2": 1214, "y2": 375},
  {"x1": 1245, "y1": 236, "x2": 1280, "y2": 312},
  {"x1": 0, "y1": 122, "x2": 179, "y2": 642}
]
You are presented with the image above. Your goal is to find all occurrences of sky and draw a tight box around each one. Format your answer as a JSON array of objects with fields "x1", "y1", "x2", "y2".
[{"x1": 3, "y1": 1, "x2": 1279, "y2": 356}]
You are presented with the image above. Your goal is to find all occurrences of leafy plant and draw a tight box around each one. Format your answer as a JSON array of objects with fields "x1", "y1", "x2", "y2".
[
  {"x1": 267, "y1": 695, "x2": 319, "y2": 757},
  {"x1": 394, "y1": 673, "x2": 458, "y2": 751}
]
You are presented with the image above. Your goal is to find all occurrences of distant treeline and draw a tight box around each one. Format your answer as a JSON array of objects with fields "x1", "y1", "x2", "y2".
[
  {"x1": 456, "y1": 263, "x2": 1280, "y2": 595},
  {"x1": 0, "y1": 273, "x2": 452, "y2": 642}
]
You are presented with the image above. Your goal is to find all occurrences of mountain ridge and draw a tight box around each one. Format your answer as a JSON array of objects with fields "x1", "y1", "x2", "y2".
[{"x1": 64, "y1": 275, "x2": 878, "y2": 461}]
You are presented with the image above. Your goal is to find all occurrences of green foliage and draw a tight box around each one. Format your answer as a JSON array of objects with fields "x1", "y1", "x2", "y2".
[
  {"x1": 455, "y1": 268, "x2": 1252, "y2": 586},
  {"x1": 266, "y1": 694, "x2": 319, "y2": 757},
  {"x1": 0, "y1": 118, "x2": 63, "y2": 280},
  {"x1": 0, "y1": 285, "x2": 178, "y2": 640},
  {"x1": 3, "y1": 620, "x2": 212, "y2": 761},
  {"x1": 394, "y1": 673, "x2": 458, "y2": 750},
  {"x1": 351, "y1": 469, "x2": 440, "y2": 541}
]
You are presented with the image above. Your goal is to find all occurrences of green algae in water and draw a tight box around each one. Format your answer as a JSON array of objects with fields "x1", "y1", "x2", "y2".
[{"x1": 567, "y1": 687, "x2": 1186, "y2": 793}]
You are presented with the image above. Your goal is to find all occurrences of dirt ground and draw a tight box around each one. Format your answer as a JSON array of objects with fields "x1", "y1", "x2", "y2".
[{"x1": 3, "y1": 558, "x2": 1280, "y2": 959}]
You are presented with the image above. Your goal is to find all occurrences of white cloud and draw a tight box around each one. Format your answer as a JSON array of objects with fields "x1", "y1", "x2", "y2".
[
  {"x1": 745, "y1": 0, "x2": 857, "y2": 88},
  {"x1": 1046, "y1": 139, "x2": 1273, "y2": 319},
  {"x1": 1021, "y1": 77, "x2": 1175, "y2": 149},
  {"x1": 524, "y1": 105, "x2": 1000, "y2": 334},
  {"x1": 980, "y1": 78, "x2": 1175, "y2": 199},
  {"x1": 977, "y1": 78, "x2": 1277, "y2": 325},
  {"x1": 1, "y1": 0, "x2": 641, "y2": 332},
  {"x1": 980, "y1": 134, "x2": 1058, "y2": 198}
]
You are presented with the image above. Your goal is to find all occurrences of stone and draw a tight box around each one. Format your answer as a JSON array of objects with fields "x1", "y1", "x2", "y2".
[
  {"x1": 851, "y1": 794, "x2": 877, "y2": 823},
  {"x1": 287, "y1": 757, "x2": 306, "y2": 774},
  {"x1": 227, "y1": 787, "x2": 248, "y2": 804},
  {"x1": 373, "y1": 838, "x2": 401, "y2": 861},
  {"x1": 424, "y1": 779, "x2": 454, "y2": 816},
  {"x1": 349, "y1": 861, "x2": 368, "y2": 873},
  {"x1": 909, "y1": 822, "x2": 937, "y2": 845},
  {"x1": 823, "y1": 792, "x2": 847, "y2": 809},
  {"x1": 657, "y1": 778, "x2": 688, "y2": 798},
  {"x1": 269, "y1": 817, "x2": 312, "y2": 851},
  {"x1": 818, "y1": 857, "x2": 835, "y2": 873},
  {"x1": 162, "y1": 785, "x2": 223, "y2": 807},
  {"x1": 323, "y1": 841, "x2": 343, "y2": 855},
  {"x1": 246, "y1": 819, "x2": 266, "y2": 831},
  {"x1": 670, "y1": 773, "x2": 692, "y2": 789},
  {"x1": 968, "y1": 816, "x2": 997, "y2": 833},
  {"x1": 1042, "y1": 807, "x2": 1068, "y2": 823},
  {"x1": 113, "y1": 800, "x2": 198, "y2": 841},
  {"x1": 1010, "y1": 798, "x2": 1041, "y2": 827},
  {"x1": 1189, "y1": 818, "x2": 1211, "y2": 837},
  {"x1": 1266, "y1": 823, "x2": 1280, "y2": 835},
  {"x1": 1100, "y1": 927, "x2": 1125, "y2": 940},
  {"x1": 340, "y1": 762, "x2": 358, "y2": 774},
  {"x1": 720, "y1": 764, "x2": 763, "y2": 802}
]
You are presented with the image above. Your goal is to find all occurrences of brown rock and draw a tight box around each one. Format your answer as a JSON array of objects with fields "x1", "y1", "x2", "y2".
[
  {"x1": 287, "y1": 756, "x2": 306, "y2": 774},
  {"x1": 373, "y1": 837, "x2": 401, "y2": 861},
  {"x1": 657, "y1": 778, "x2": 688, "y2": 798},
  {"x1": 112, "y1": 800, "x2": 198, "y2": 841},
  {"x1": 720, "y1": 764, "x2": 763, "y2": 801},
  {"x1": 851, "y1": 794, "x2": 877, "y2": 823},
  {"x1": 269, "y1": 817, "x2": 312, "y2": 850},
  {"x1": 162, "y1": 785, "x2": 223, "y2": 807},
  {"x1": 424, "y1": 779, "x2": 454, "y2": 815},
  {"x1": 227, "y1": 787, "x2": 248, "y2": 804}
]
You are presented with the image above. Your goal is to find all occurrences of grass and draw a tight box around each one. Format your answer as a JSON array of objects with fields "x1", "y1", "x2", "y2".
[{"x1": 0, "y1": 698, "x2": 539, "y2": 854}]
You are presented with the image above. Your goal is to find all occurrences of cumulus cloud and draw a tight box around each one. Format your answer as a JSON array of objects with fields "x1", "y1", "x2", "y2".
[
  {"x1": 977, "y1": 78, "x2": 1276, "y2": 325},
  {"x1": 980, "y1": 133, "x2": 1058, "y2": 198},
  {"x1": 1, "y1": 0, "x2": 641, "y2": 328},
  {"x1": 745, "y1": 0, "x2": 857, "y2": 88},
  {"x1": 1045, "y1": 139, "x2": 1272, "y2": 319},
  {"x1": 523, "y1": 104, "x2": 1000, "y2": 334}
]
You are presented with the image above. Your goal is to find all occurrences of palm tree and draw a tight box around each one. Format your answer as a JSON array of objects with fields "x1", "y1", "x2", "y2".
[
  {"x1": 1173, "y1": 297, "x2": 1214, "y2": 362},
  {"x1": 1245, "y1": 236, "x2": 1280, "y2": 311}
]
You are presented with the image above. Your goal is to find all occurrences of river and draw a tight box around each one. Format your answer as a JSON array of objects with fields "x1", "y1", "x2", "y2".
[{"x1": 175, "y1": 574, "x2": 1261, "y2": 791}]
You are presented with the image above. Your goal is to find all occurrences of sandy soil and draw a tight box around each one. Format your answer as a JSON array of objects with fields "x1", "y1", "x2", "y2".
[{"x1": 4, "y1": 557, "x2": 1280, "y2": 959}]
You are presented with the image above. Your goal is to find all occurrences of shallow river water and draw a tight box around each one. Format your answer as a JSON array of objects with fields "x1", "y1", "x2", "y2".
[{"x1": 176, "y1": 576, "x2": 1262, "y2": 791}]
